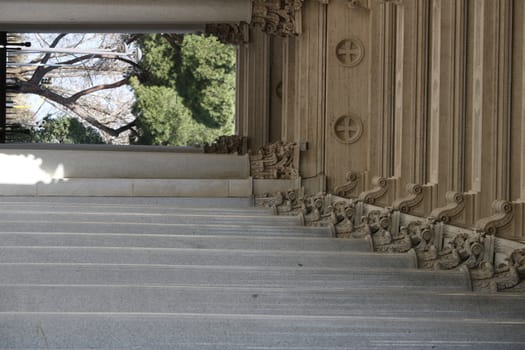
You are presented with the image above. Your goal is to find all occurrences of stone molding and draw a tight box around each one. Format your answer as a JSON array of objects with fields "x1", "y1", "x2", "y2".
[{"x1": 252, "y1": 0, "x2": 304, "y2": 37}]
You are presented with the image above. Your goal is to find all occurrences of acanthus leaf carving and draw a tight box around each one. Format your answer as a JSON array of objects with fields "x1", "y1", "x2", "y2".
[
  {"x1": 250, "y1": 141, "x2": 299, "y2": 179},
  {"x1": 252, "y1": 0, "x2": 304, "y2": 37}
]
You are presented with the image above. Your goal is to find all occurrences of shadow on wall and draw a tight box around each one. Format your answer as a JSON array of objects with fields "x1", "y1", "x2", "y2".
[{"x1": 0, "y1": 154, "x2": 65, "y2": 185}]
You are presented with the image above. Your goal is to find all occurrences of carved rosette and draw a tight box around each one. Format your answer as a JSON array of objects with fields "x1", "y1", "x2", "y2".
[
  {"x1": 205, "y1": 23, "x2": 249, "y2": 45},
  {"x1": 252, "y1": 0, "x2": 304, "y2": 37},
  {"x1": 250, "y1": 141, "x2": 299, "y2": 179}
]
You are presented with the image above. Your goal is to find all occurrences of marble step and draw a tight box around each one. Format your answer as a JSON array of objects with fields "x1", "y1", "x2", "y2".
[
  {"x1": 0, "y1": 178, "x2": 252, "y2": 197},
  {"x1": 2, "y1": 313, "x2": 524, "y2": 350},
  {"x1": 0, "y1": 202, "x2": 273, "y2": 216},
  {"x1": 1, "y1": 285, "x2": 524, "y2": 320},
  {"x1": 0, "y1": 264, "x2": 470, "y2": 291},
  {"x1": 0, "y1": 210, "x2": 303, "y2": 227},
  {"x1": 0, "y1": 196, "x2": 255, "y2": 208},
  {"x1": 0, "y1": 247, "x2": 412, "y2": 269},
  {"x1": 0, "y1": 222, "x2": 331, "y2": 237},
  {"x1": 0, "y1": 233, "x2": 371, "y2": 252}
]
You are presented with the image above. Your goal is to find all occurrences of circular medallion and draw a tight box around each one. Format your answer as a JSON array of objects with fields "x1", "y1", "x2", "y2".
[
  {"x1": 333, "y1": 115, "x2": 363, "y2": 144},
  {"x1": 336, "y1": 38, "x2": 365, "y2": 67}
]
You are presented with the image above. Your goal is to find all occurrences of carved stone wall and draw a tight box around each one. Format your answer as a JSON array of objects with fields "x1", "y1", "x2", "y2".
[{"x1": 237, "y1": 0, "x2": 525, "y2": 242}]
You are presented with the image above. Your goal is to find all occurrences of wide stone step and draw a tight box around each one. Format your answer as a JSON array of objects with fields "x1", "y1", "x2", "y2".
[
  {"x1": 2, "y1": 313, "x2": 524, "y2": 350},
  {"x1": 0, "y1": 233, "x2": 371, "y2": 252},
  {"x1": 0, "y1": 203, "x2": 273, "y2": 216},
  {"x1": 0, "y1": 264, "x2": 470, "y2": 291},
  {"x1": 0, "y1": 247, "x2": 412, "y2": 269},
  {"x1": 0, "y1": 211, "x2": 302, "y2": 226},
  {"x1": 1, "y1": 285, "x2": 524, "y2": 320},
  {"x1": 0, "y1": 196, "x2": 255, "y2": 208},
  {"x1": 0, "y1": 222, "x2": 331, "y2": 237}
]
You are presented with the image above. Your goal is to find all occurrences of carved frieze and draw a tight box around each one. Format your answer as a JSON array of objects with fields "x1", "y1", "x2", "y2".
[
  {"x1": 255, "y1": 188, "x2": 304, "y2": 215},
  {"x1": 204, "y1": 135, "x2": 247, "y2": 154},
  {"x1": 252, "y1": 0, "x2": 304, "y2": 37},
  {"x1": 250, "y1": 141, "x2": 299, "y2": 179},
  {"x1": 205, "y1": 23, "x2": 249, "y2": 45}
]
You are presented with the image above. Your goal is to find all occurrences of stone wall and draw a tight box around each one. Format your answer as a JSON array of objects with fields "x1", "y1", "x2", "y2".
[{"x1": 238, "y1": 0, "x2": 525, "y2": 241}]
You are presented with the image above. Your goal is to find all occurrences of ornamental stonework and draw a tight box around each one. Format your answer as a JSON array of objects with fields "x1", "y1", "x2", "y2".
[
  {"x1": 335, "y1": 38, "x2": 364, "y2": 67},
  {"x1": 333, "y1": 115, "x2": 363, "y2": 144},
  {"x1": 252, "y1": 0, "x2": 304, "y2": 37}
]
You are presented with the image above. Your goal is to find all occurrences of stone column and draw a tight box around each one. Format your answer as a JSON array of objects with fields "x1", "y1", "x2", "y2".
[{"x1": 0, "y1": 0, "x2": 252, "y2": 32}]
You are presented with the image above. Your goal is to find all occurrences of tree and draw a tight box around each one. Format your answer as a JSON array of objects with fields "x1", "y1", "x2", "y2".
[
  {"x1": 32, "y1": 115, "x2": 105, "y2": 144},
  {"x1": 9, "y1": 33, "x2": 138, "y2": 141},
  {"x1": 135, "y1": 34, "x2": 236, "y2": 129}
]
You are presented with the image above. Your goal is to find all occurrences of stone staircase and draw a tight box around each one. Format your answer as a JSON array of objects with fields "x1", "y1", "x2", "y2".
[{"x1": 0, "y1": 196, "x2": 524, "y2": 349}]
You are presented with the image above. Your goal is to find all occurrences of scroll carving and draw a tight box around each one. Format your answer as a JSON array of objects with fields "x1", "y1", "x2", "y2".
[
  {"x1": 204, "y1": 135, "x2": 247, "y2": 154},
  {"x1": 334, "y1": 171, "x2": 363, "y2": 199},
  {"x1": 392, "y1": 184, "x2": 424, "y2": 214},
  {"x1": 205, "y1": 23, "x2": 249, "y2": 45},
  {"x1": 358, "y1": 177, "x2": 387, "y2": 204},
  {"x1": 255, "y1": 188, "x2": 304, "y2": 215},
  {"x1": 475, "y1": 200, "x2": 514, "y2": 236},
  {"x1": 252, "y1": 0, "x2": 304, "y2": 37},
  {"x1": 430, "y1": 191, "x2": 465, "y2": 223},
  {"x1": 250, "y1": 141, "x2": 299, "y2": 179}
]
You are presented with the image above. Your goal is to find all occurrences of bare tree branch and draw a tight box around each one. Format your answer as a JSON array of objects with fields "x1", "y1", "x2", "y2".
[{"x1": 67, "y1": 77, "x2": 130, "y2": 104}]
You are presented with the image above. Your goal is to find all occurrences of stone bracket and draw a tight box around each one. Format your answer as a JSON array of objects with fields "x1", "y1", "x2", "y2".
[
  {"x1": 358, "y1": 176, "x2": 397, "y2": 207},
  {"x1": 392, "y1": 183, "x2": 434, "y2": 217},
  {"x1": 430, "y1": 191, "x2": 477, "y2": 228},
  {"x1": 334, "y1": 171, "x2": 365, "y2": 199},
  {"x1": 475, "y1": 200, "x2": 516, "y2": 237}
]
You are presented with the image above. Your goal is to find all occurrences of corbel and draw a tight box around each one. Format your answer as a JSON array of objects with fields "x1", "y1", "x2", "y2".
[
  {"x1": 429, "y1": 191, "x2": 477, "y2": 228},
  {"x1": 334, "y1": 171, "x2": 365, "y2": 199},
  {"x1": 358, "y1": 176, "x2": 398, "y2": 207},
  {"x1": 392, "y1": 183, "x2": 435, "y2": 217}
]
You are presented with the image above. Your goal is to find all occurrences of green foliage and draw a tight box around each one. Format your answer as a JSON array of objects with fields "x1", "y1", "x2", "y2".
[
  {"x1": 177, "y1": 34, "x2": 236, "y2": 129},
  {"x1": 32, "y1": 115, "x2": 105, "y2": 144},
  {"x1": 132, "y1": 33, "x2": 236, "y2": 145},
  {"x1": 130, "y1": 77, "x2": 232, "y2": 146}
]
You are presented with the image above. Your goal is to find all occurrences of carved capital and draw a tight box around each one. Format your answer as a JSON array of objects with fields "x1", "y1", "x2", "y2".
[
  {"x1": 476, "y1": 200, "x2": 514, "y2": 236},
  {"x1": 252, "y1": 0, "x2": 304, "y2": 37},
  {"x1": 334, "y1": 171, "x2": 364, "y2": 199},
  {"x1": 205, "y1": 23, "x2": 249, "y2": 45}
]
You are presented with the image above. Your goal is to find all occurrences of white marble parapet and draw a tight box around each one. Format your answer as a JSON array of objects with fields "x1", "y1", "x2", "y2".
[
  {"x1": 0, "y1": 0, "x2": 252, "y2": 32},
  {"x1": 0, "y1": 146, "x2": 250, "y2": 183}
]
